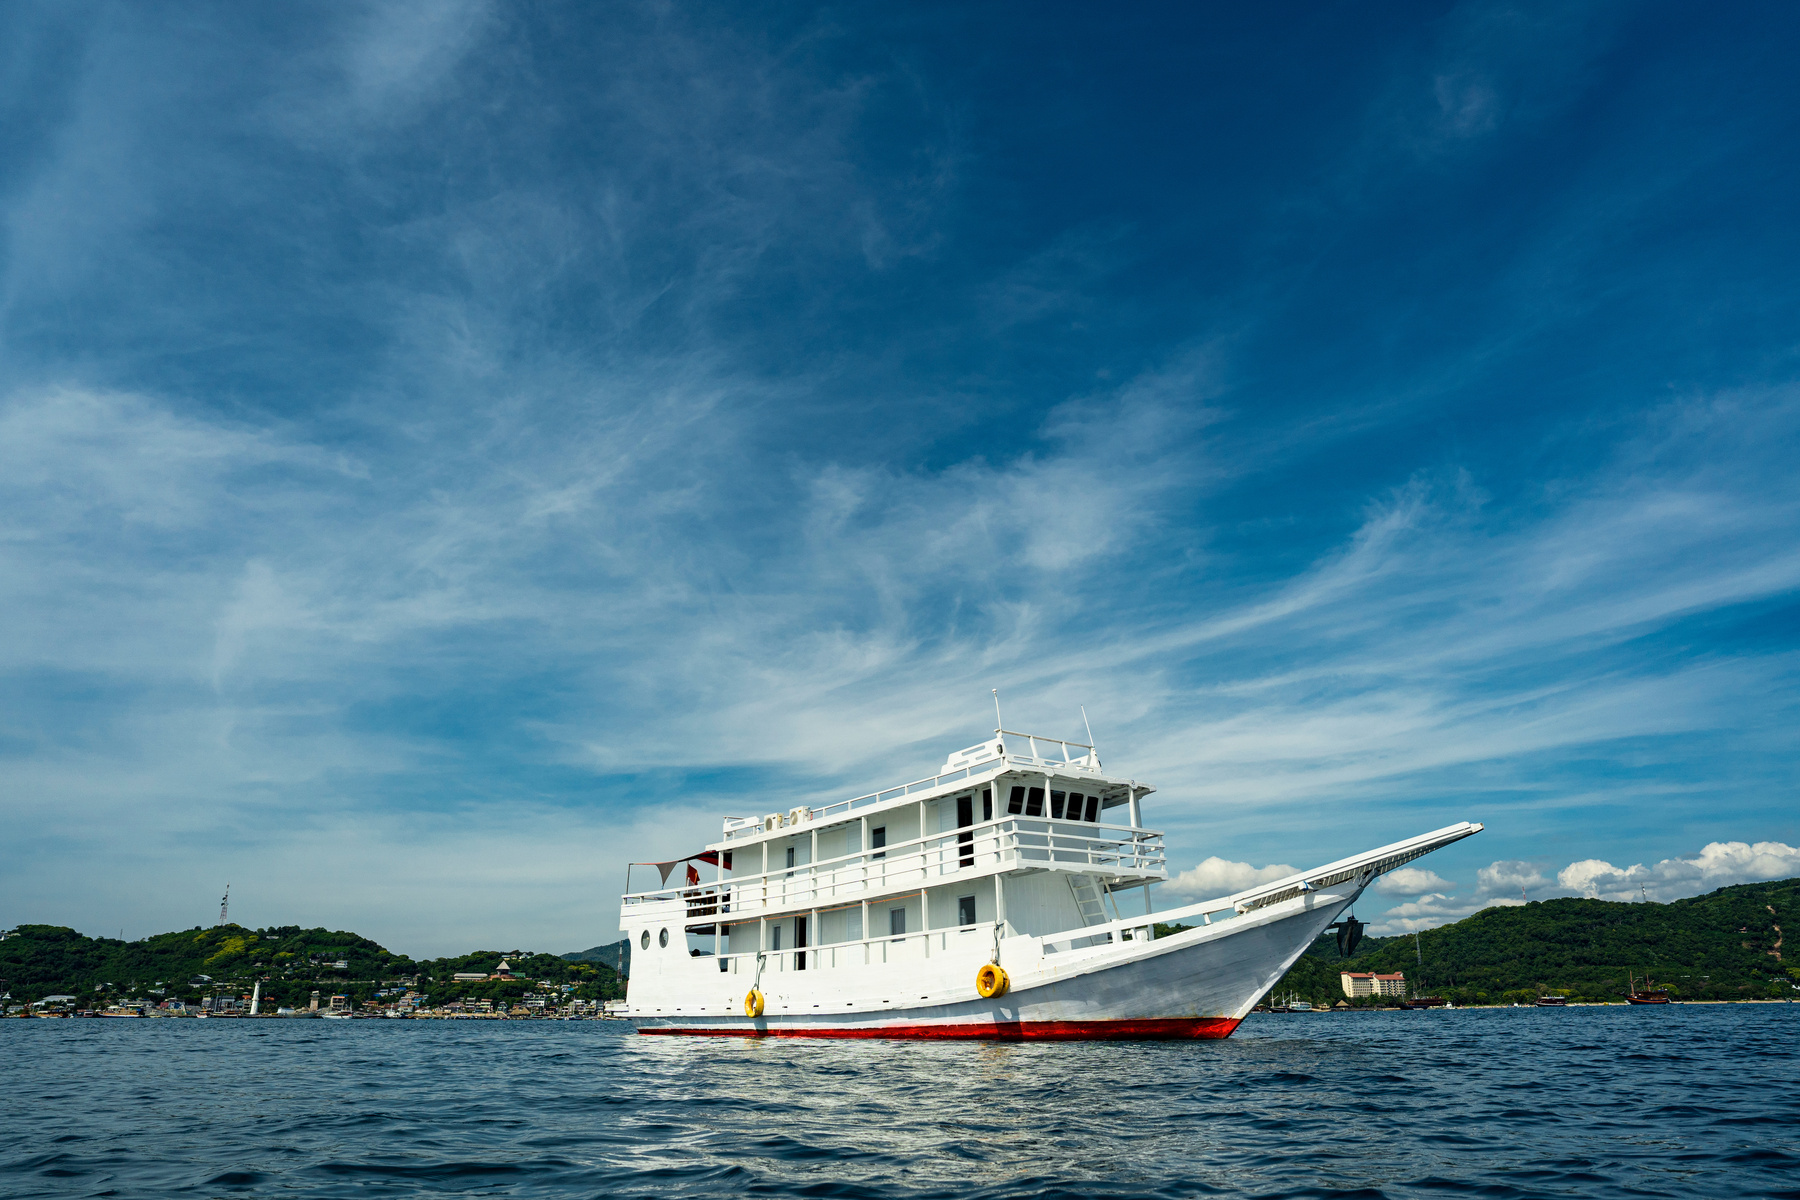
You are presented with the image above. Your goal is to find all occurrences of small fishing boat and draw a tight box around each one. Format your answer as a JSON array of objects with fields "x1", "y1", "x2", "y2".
[{"x1": 1533, "y1": 995, "x2": 1568, "y2": 1007}]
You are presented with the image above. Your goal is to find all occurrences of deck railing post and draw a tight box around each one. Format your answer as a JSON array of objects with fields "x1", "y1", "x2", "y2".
[{"x1": 922, "y1": 885, "x2": 931, "y2": 957}]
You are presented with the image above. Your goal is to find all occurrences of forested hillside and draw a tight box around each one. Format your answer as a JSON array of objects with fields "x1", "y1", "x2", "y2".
[
  {"x1": 562, "y1": 939, "x2": 630, "y2": 976},
  {"x1": 1269, "y1": 877, "x2": 1798, "y2": 1006},
  {"x1": 0, "y1": 923, "x2": 624, "y2": 1008}
]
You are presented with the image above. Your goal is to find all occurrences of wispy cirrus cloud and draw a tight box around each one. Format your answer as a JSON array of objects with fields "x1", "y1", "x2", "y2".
[{"x1": 1, "y1": 3, "x2": 1797, "y2": 956}]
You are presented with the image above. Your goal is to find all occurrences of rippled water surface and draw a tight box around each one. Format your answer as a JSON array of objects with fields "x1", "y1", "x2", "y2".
[{"x1": 3, "y1": 1006, "x2": 1797, "y2": 1199}]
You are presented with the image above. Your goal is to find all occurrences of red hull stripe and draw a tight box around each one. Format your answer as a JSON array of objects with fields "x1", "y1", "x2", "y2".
[{"x1": 638, "y1": 1016, "x2": 1240, "y2": 1041}]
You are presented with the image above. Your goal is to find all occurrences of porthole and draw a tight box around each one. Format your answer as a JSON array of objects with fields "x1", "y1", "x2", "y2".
[
  {"x1": 659, "y1": 928, "x2": 670, "y2": 948},
  {"x1": 640, "y1": 930, "x2": 650, "y2": 950}
]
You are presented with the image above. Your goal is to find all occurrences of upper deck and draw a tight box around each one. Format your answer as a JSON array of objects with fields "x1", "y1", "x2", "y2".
[
  {"x1": 710, "y1": 729, "x2": 1156, "y2": 853},
  {"x1": 618, "y1": 730, "x2": 1168, "y2": 929}
]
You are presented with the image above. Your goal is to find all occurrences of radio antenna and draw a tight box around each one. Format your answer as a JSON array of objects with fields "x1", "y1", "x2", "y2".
[{"x1": 992, "y1": 689, "x2": 1003, "y2": 734}]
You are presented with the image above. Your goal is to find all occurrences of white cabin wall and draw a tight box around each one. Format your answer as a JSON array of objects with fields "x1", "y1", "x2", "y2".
[
  {"x1": 874, "y1": 894, "x2": 921, "y2": 939},
  {"x1": 997, "y1": 870, "x2": 1087, "y2": 937},
  {"x1": 871, "y1": 807, "x2": 917, "y2": 847},
  {"x1": 924, "y1": 876, "x2": 995, "y2": 929}
]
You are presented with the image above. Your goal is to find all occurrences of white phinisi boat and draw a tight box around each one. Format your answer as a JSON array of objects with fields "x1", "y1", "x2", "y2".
[{"x1": 620, "y1": 729, "x2": 1480, "y2": 1039}]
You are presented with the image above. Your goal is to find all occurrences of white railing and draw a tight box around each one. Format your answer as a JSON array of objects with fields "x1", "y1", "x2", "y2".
[
  {"x1": 718, "y1": 730, "x2": 1108, "y2": 840},
  {"x1": 710, "y1": 920, "x2": 1003, "y2": 975},
  {"x1": 1032, "y1": 821, "x2": 1488, "y2": 956},
  {"x1": 993, "y1": 728, "x2": 1099, "y2": 771},
  {"x1": 620, "y1": 818, "x2": 1167, "y2": 920}
]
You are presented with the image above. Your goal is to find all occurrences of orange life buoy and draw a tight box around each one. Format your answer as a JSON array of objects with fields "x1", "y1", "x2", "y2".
[
  {"x1": 744, "y1": 988, "x2": 765, "y2": 1017},
  {"x1": 976, "y1": 963, "x2": 1009, "y2": 999}
]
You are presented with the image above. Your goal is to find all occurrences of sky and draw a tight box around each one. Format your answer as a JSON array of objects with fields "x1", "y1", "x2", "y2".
[{"x1": 2, "y1": 1, "x2": 1798, "y2": 955}]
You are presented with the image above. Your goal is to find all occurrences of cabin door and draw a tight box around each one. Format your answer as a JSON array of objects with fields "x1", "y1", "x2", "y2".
[
  {"x1": 794, "y1": 915, "x2": 808, "y2": 970},
  {"x1": 957, "y1": 795, "x2": 974, "y2": 867}
]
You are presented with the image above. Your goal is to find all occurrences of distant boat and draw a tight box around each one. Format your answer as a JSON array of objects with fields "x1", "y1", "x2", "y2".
[
  {"x1": 1627, "y1": 972, "x2": 1672, "y2": 1004},
  {"x1": 1401, "y1": 996, "x2": 1447, "y2": 1009},
  {"x1": 1534, "y1": 995, "x2": 1568, "y2": 1007}
]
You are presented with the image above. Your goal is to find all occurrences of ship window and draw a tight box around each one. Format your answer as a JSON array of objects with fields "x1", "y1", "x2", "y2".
[
  {"x1": 1067, "y1": 792, "x2": 1084, "y2": 820},
  {"x1": 771, "y1": 925, "x2": 782, "y2": 951},
  {"x1": 1007, "y1": 786, "x2": 1025, "y2": 815},
  {"x1": 659, "y1": 928, "x2": 669, "y2": 948},
  {"x1": 982, "y1": 789, "x2": 993, "y2": 821},
  {"x1": 1084, "y1": 794, "x2": 1100, "y2": 822},
  {"x1": 1026, "y1": 787, "x2": 1044, "y2": 816},
  {"x1": 890, "y1": 909, "x2": 906, "y2": 938},
  {"x1": 1049, "y1": 790, "x2": 1066, "y2": 819},
  {"x1": 847, "y1": 909, "x2": 863, "y2": 942},
  {"x1": 958, "y1": 895, "x2": 976, "y2": 926},
  {"x1": 871, "y1": 826, "x2": 887, "y2": 859},
  {"x1": 640, "y1": 930, "x2": 649, "y2": 950},
  {"x1": 786, "y1": 846, "x2": 796, "y2": 869}
]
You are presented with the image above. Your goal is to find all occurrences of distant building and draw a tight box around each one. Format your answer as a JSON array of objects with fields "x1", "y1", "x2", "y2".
[
  {"x1": 1341, "y1": 971, "x2": 1406, "y2": 998},
  {"x1": 452, "y1": 973, "x2": 489, "y2": 982}
]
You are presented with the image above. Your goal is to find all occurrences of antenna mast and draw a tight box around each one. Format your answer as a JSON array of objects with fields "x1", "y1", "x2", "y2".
[
  {"x1": 218, "y1": 884, "x2": 230, "y2": 926},
  {"x1": 992, "y1": 689, "x2": 1003, "y2": 734}
]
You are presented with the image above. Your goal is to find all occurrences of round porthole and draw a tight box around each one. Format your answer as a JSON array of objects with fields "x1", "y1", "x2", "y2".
[
  {"x1": 640, "y1": 930, "x2": 650, "y2": 950},
  {"x1": 659, "y1": 928, "x2": 670, "y2": 948}
]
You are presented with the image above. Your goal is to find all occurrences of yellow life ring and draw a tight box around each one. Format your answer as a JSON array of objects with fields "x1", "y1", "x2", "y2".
[
  {"x1": 744, "y1": 988, "x2": 765, "y2": 1017},
  {"x1": 976, "y1": 963, "x2": 1009, "y2": 999}
]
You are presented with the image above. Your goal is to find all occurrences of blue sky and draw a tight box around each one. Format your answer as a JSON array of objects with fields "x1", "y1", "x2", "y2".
[{"x1": 2, "y1": 1, "x2": 1797, "y2": 955}]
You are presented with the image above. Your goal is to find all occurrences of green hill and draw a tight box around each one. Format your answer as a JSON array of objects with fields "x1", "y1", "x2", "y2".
[
  {"x1": 0, "y1": 923, "x2": 624, "y2": 1009},
  {"x1": 562, "y1": 939, "x2": 630, "y2": 976},
  {"x1": 1268, "y1": 876, "x2": 1799, "y2": 1006}
]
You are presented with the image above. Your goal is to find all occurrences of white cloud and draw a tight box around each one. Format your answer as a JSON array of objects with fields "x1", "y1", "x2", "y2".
[
  {"x1": 1371, "y1": 893, "x2": 1524, "y2": 935},
  {"x1": 1556, "y1": 841, "x2": 1800, "y2": 903},
  {"x1": 1476, "y1": 860, "x2": 1549, "y2": 899},
  {"x1": 1368, "y1": 839, "x2": 1800, "y2": 934},
  {"x1": 1374, "y1": 867, "x2": 1454, "y2": 896},
  {"x1": 1163, "y1": 856, "x2": 1296, "y2": 900}
]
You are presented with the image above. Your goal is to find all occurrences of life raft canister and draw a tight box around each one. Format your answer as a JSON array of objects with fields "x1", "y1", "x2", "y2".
[
  {"x1": 976, "y1": 963, "x2": 1009, "y2": 999},
  {"x1": 744, "y1": 988, "x2": 765, "y2": 1017}
]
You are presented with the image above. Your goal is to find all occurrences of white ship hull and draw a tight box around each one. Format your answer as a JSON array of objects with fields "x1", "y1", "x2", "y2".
[{"x1": 634, "y1": 879, "x2": 1357, "y2": 1039}]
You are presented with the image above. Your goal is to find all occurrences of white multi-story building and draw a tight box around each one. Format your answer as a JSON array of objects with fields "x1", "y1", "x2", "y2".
[{"x1": 1340, "y1": 970, "x2": 1406, "y2": 997}]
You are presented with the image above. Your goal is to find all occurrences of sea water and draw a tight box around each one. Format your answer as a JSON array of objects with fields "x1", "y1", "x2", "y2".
[{"x1": 2, "y1": 1005, "x2": 1796, "y2": 1199}]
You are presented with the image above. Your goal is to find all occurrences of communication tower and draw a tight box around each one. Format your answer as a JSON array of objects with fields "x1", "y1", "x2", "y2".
[{"x1": 218, "y1": 884, "x2": 230, "y2": 926}]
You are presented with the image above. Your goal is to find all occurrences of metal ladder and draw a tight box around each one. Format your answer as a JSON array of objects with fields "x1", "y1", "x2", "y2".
[{"x1": 1067, "y1": 874, "x2": 1109, "y2": 927}]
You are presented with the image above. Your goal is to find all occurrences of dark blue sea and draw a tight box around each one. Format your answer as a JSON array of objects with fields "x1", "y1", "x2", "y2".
[{"x1": 3, "y1": 1006, "x2": 1797, "y2": 1200}]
